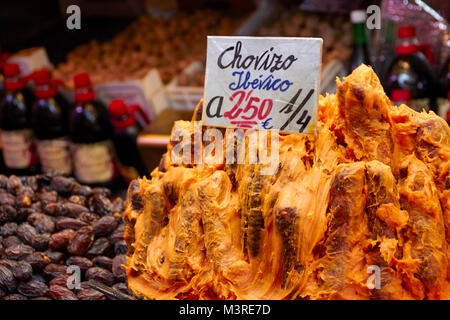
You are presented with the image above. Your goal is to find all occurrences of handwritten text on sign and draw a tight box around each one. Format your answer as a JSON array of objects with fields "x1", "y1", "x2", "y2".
[{"x1": 203, "y1": 37, "x2": 322, "y2": 134}]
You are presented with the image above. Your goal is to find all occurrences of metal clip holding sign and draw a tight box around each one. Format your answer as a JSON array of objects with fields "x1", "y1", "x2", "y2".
[{"x1": 203, "y1": 36, "x2": 322, "y2": 134}]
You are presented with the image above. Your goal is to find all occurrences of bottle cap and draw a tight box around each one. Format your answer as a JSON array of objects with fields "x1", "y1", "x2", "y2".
[
  {"x1": 34, "y1": 69, "x2": 51, "y2": 85},
  {"x1": 3, "y1": 63, "x2": 20, "y2": 77},
  {"x1": 3, "y1": 63, "x2": 25, "y2": 91},
  {"x1": 74, "y1": 72, "x2": 95, "y2": 102},
  {"x1": 350, "y1": 10, "x2": 366, "y2": 23},
  {"x1": 34, "y1": 70, "x2": 58, "y2": 100},
  {"x1": 398, "y1": 26, "x2": 416, "y2": 39},
  {"x1": 73, "y1": 72, "x2": 92, "y2": 88},
  {"x1": 109, "y1": 99, "x2": 128, "y2": 118},
  {"x1": 109, "y1": 99, "x2": 136, "y2": 128},
  {"x1": 391, "y1": 89, "x2": 411, "y2": 102}
]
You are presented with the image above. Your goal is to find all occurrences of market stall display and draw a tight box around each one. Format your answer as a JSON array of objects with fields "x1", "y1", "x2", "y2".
[
  {"x1": 124, "y1": 65, "x2": 450, "y2": 300},
  {"x1": 0, "y1": 174, "x2": 131, "y2": 300}
]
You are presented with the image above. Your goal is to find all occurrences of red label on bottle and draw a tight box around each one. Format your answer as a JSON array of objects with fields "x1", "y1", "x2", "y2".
[
  {"x1": 0, "y1": 129, "x2": 38, "y2": 169},
  {"x1": 71, "y1": 141, "x2": 116, "y2": 184},
  {"x1": 37, "y1": 138, "x2": 72, "y2": 174}
]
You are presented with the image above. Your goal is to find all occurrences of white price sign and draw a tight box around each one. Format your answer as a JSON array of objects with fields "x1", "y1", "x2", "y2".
[{"x1": 203, "y1": 36, "x2": 322, "y2": 134}]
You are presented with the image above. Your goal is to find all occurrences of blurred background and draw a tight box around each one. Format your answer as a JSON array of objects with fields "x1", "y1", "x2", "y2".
[{"x1": 0, "y1": 0, "x2": 448, "y2": 187}]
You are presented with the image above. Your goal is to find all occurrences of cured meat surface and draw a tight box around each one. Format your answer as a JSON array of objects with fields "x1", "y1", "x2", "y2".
[{"x1": 124, "y1": 65, "x2": 450, "y2": 299}]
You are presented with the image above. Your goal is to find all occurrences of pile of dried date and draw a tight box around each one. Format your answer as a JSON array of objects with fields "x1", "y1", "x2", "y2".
[{"x1": 0, "y1": 174, "x2": 132, "y2": 300}]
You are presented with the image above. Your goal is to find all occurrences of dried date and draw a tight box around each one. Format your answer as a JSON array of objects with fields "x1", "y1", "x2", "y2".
[
  {"x1": 31, "y1": 233, "x2": 50, "y2": 251},
  {"x1": 0, "y1": 265, "x2": 17, "y2": 292},
  {"x1": 93, "y1": 216, "x2": 116, "y2": 236},
  {"x1": 93, "y1": 256, "x2": 113, "y2": 271},
  {"x1": 47, "y1": 284, "x2": 78, "y2": 300},
  {"x1": 31, "y1": 202, "x2": 42, "y2": 212},
  {"x1": 108, "y1": 224, "x2": 125, "y2": 244},
  {"x1": 88, "y1": 194, "x2": 113, "y2": 216},
  {"x1": 31, "y1": 274, "x2": 46, "y2": 283},
  {"x1": 112, "y1": 255, "x2": 127, "y2": 281},
  {"x1": 0, "y1": 174, "x2": 7, "y2": 189},
  {"x1": 50, "y1": 176, "x2": 90, "y2": 197},
  {"x1": 38, "y1": 190, "x2": 58, "y2": 205},
  {"x1": 16, "y1": 207, "x2": 34, "y2": 222},
  {"x1": 114, "y1": 240, "x2": 127, "y2": 255},
  {"x1": 0, "y1": 205, "x2": 18, "y2": 223},
  {"x1": 49, "y1": 275, "x2": 70, "y2": 287},
  {"x1": 67, "y1": 226, "x2": 94, "y2": 256},
  {"x1": 49, "y1": 229, "x2": 76, "y2": 251},
  {"x1": 112, "y1": 197, "x2": 125, "y2": 213},
  {"x1": 90, "y1": 187, "x2": 112, "y2": 198},
  {"x1": 44, "y1": 250, "x2": 65, "y2": 264},
  {"x1": 2, "y1": 235, "x2": 22, "y2": 248},
  {"x1": 14, "y1": 261, "x2": 33, "y2": 281},
  {"x1": 43, "y1": 264, "x2": 68, "y2": 279},
  {"x1": 25, "y1": 252, "x2": 50, "y2": 271},
  {"x1": 23, "y1": 176, "x2": 38, "y2": 191},
  {"x1": 66, "y1": 256, "x2": 93, "y2": 271},
  {"x1": 44, "y1": 202, "x2": 88, "y2": 218},
  {"x1": 68, "y1": 195, "x2": 86, "y2": 206},
  {"x1": 78, "y1": 212, "x2": 100, "y2": 225},
  {"x1": 0, "y1": 222, "x2": 17, "y2": 237},
  {"x1": 16, "y1": 187, "x2": 34, "y2": 208},
  {"x1": 85, "y1": 237, "x2": 111, "y2": 258},
  {"x1": 0, "y1": 260, "x2": 33, "y2": 281},
  {"x1": 85, "y1": 267, "x2": 115, "y2": 286},
  {"x1": 56, "y1": 217, "x2": 88, "y2": 231},
  {"x1": 17, "y1": 223, "x2": 37, "y2": 245},
  {"x1": 28, "y1": 213, "x2": 55, "y2": 234},
  {"x1": 6, "y1": 175, "x2": 22, "y2": 194},
  {"x1": 4, "y1": 244, "x2": 34, "y2": 260},
  {"x1": 0, "y1": 192, "x2": 15, "y2": 206},
  {"x1": 18, "y1": 280, "x2": 49, "y2": 297}
]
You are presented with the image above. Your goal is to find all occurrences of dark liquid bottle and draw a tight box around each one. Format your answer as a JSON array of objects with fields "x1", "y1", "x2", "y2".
[
  {"x1": 32, "y1": 69, "x2": 72, "y2": 174},
  {"x1": 69, "y1": 72, "x2": 122, "y2": 189},
  {"x1": 0, "y1": 56, "x2": 6, "y2": 173},
  {"x1": 0, "y1": 52, "x2": 10, "y2": 100},
  {"x1": 349, "y1": 10, "x2": 370, "y2": 73},
  {"x1": 0, "y1": 62, "x2": 4, "y2": 100},
  {"x1": 384, "y1": 26, "x2": 437, "y2": 112},
  {"x1": 108, "y1": 99, "x2": 149, "y2": 182},
  {"x1": 0, "y1": 63, "x2": 39, "y2": 175}
]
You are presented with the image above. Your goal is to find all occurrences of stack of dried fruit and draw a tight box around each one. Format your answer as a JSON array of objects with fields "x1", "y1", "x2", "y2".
[
  {"x1": 0, "y1": 175, "x2": 131, "y2": 300},
  {"x1": 53, "y1": 11, "x2": 244, "y2": 87}
]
